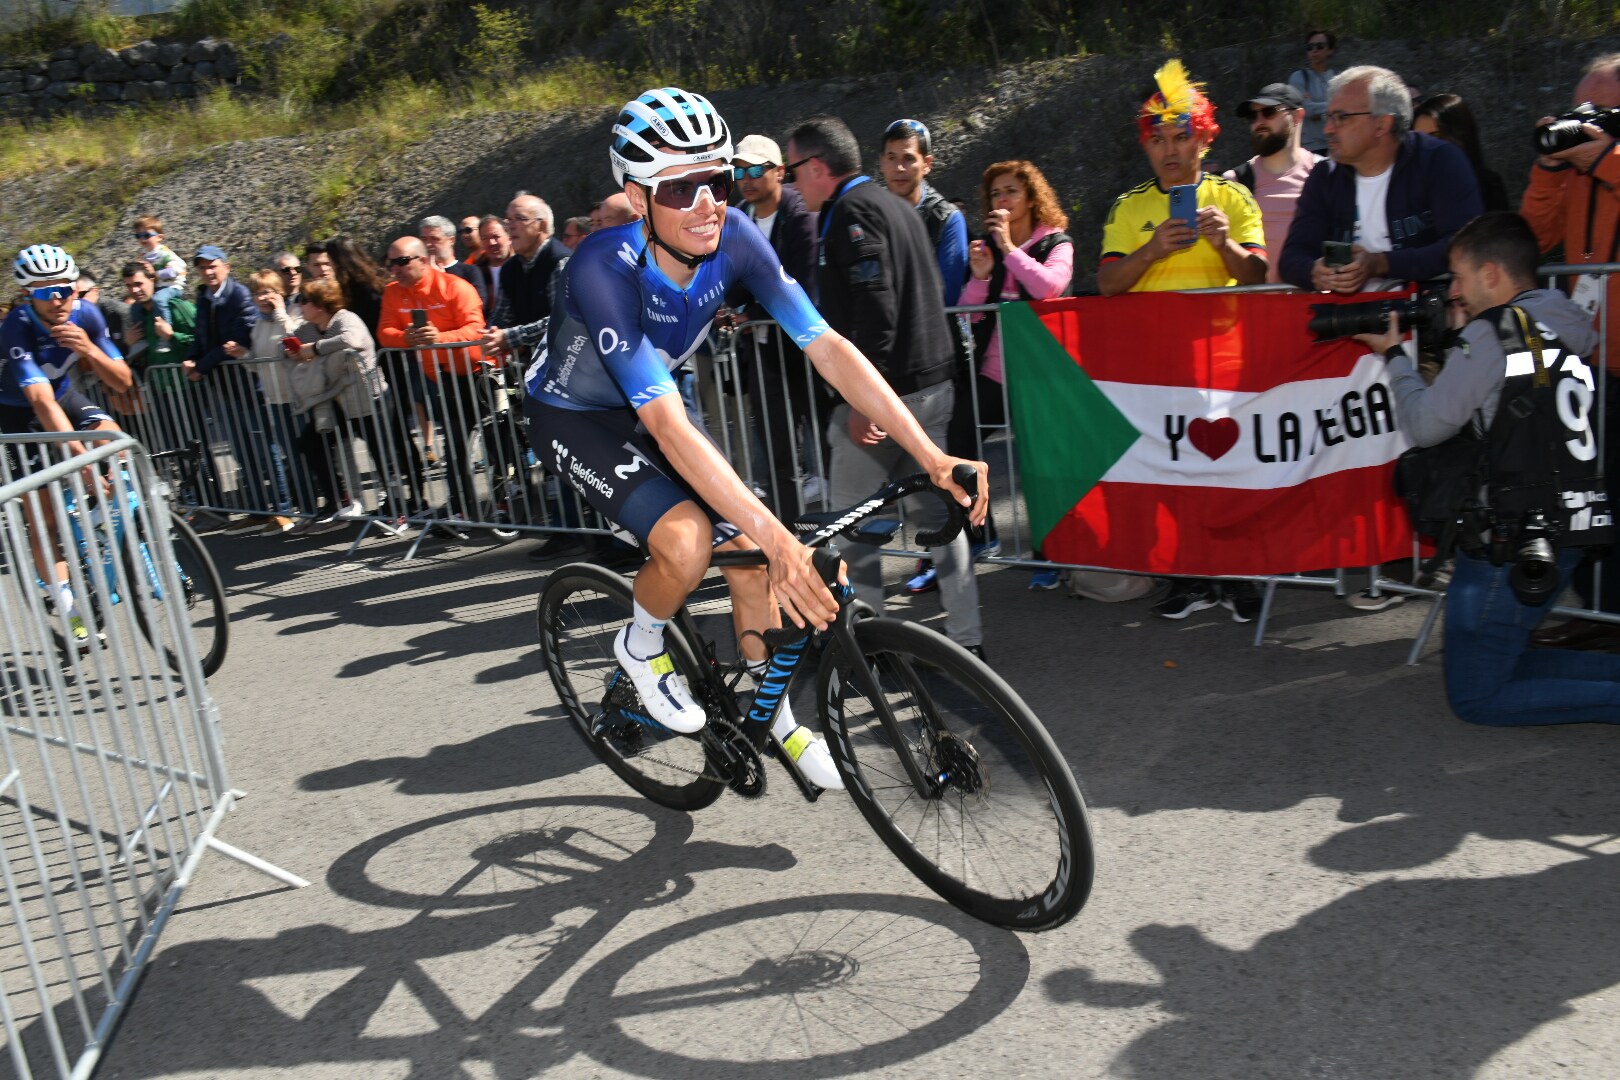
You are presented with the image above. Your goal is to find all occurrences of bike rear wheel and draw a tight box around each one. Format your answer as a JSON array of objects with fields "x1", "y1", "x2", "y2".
[
  {"x1": 129, "y1": 508, "x2": 229, "y2": 677},
  {"x1": 817, "y1": 617, "x2": 1093, "y2": 931},
  {"x1": 537, "y1": 562, "x2": 723, "y2": 812}
]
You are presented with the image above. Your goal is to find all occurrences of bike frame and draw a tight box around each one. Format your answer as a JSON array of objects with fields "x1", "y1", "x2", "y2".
[{"x1": 673, "y1": 471, "x2": 971, "y2": 802}]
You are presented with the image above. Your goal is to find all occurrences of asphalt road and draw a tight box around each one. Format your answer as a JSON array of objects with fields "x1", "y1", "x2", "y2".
[{"x1": 95, "y1": 522, "x2": 1620, "y2": 1080}]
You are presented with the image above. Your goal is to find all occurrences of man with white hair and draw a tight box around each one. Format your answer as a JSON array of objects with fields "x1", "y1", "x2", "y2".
[
  {"x1": 1281, "y1": 64, "x2": 1483, "y2": 295},
  {"x1": 485, "y1": 192, "x2": 570, "y2": 361}
]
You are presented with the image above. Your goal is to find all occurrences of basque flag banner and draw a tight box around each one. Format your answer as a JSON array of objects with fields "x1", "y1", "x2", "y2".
[{"x1": 1001, "y1": 293, "x2": 1416, "y2": 577}]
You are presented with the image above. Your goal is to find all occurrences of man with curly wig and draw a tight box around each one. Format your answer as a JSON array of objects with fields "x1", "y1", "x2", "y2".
[{"x1": 1098, "y1": 60, "x2": 1268, "y2": 621}]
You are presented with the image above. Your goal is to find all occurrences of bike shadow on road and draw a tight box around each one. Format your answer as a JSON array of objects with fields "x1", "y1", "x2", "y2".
[
  {"x1": 298, "y1": 708, "x2": 592, "y2": 795},
  {"x1": 1044, "y1": 850, "x2": 1620, "y2": 1079},
  {"x1": 91, "y1": 794, "x2": 1029, "y2": 1078}
]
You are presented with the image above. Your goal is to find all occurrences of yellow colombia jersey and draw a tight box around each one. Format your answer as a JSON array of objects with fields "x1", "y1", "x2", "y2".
[{"x1": 1100, "y1": 173, "x2": 1266, "y2": 292}]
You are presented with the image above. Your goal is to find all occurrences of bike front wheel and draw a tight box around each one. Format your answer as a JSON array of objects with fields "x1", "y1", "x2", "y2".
[
  {"x1": 129, "y1": 509, "x2": 230, "y2": 677},
  {"x1": 537, "y1": 562, "x2": 723, "y2": 812},
  {"x1": 817, "y1": 617, "x2": 1093, "y2": 931}
]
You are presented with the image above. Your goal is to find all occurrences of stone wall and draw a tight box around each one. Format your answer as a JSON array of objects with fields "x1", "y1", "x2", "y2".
[{"x1": 0, "y1": 38, "x2": 239, "y2": 115}]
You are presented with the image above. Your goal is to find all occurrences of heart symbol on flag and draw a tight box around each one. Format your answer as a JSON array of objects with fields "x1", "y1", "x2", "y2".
[{"x1": 1188, "y1": 417, "x2": 1240, "y2": 461}]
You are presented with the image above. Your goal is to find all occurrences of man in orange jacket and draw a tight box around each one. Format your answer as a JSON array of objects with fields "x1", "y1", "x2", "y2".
[
  {"x1": 1521, "y1": 52, "x2": 1620, "y2": 647},
  {"x1": 378, "y1": 236, "x2": 487, "y2": 525}
]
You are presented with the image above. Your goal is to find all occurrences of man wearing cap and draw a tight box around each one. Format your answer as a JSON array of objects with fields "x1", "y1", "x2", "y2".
[
  {"x1": 727, "y1": 132, "x2": 823, "y2": 517},
  {"x1": 1223, "y1": 83, "x2": 1322, "y2": 283}
]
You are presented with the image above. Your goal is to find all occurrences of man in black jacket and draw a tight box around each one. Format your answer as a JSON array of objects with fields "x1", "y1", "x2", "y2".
[
  {"x1": 485, "y1": 192, "x2": 570, "y2": 361},
  {"x1": 786, "y1": 115, "x2": 984, "y2": 655},
  {"x1": 728, "y1": 133, "x2": 827, "y2": 518}
]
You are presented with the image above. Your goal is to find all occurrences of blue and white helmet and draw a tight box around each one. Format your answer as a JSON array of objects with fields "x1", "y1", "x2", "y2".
[
  {"x1": 14, "y1": 244, "x2": 78, "y2": 287},
  {"x1": 610, "y1": 87, "x2": 733, "y2": 188}
]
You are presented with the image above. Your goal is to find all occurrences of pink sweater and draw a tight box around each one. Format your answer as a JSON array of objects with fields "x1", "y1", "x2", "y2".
[{"x1": 959, "y1": 223, "x2": 1074, "y2": 383}]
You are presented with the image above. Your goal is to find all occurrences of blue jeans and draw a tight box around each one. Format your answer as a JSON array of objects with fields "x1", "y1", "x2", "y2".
[{"x1": 1444, "y1": 549, "x2": 1620, "y2": 726}]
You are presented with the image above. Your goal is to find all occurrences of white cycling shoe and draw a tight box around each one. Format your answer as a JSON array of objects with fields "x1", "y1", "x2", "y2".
[
  {"x1": 774, "y1": 723, "x2": 846, "y2": 790},
  {"x1": 614, "y1": 626, "x2": 707, "y2": 734}
]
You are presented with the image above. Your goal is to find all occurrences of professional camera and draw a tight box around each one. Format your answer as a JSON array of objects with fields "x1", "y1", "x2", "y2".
[
  {"x1": 1307, "y1": 285, "x2": 1449, "y2": 344},
  {"x1": 1534, "y1": 101, "x2": 1620, "y2": 157},
  {"x1": 1490, "y1": 513, "x2": 1561, "y2": 605}
]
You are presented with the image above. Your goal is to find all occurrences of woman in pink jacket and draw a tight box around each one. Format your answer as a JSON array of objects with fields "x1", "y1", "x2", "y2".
[{"x1": 959, "y1": 159, "x2": 1074, "y2": 590}]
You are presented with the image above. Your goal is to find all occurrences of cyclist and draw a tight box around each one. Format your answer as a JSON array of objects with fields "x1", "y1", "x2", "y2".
[
  {"x1": 0, "y1": 244, "x2": 132, "y2": 644},
  {"x1": 519, "y1": 88, "x2": 988, "y2": 789}
]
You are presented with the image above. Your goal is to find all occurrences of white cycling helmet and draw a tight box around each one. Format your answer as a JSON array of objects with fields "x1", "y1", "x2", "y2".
[
  {"x1": 610, "y1": 87, "x2": 733, "y2": 188},
  {"x1": 14, "y1": 244, "x2": 78, "y2": 287}
]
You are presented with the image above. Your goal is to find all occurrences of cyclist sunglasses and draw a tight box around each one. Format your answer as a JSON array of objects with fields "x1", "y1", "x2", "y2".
[
  {"x1": 643, "y1": 167, "x2": 732, "y2": 212},
  {"x1": 29, "y1": 284, "x2": 75, "y2": 301},
  {"x1": 733, "y1": 163, "x2": 772, "y2": 181}
]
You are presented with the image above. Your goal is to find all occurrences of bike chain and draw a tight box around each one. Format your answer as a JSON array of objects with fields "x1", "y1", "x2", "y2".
[{"x1": 598, "y1": 675, "x2": 766, "y2": 797}]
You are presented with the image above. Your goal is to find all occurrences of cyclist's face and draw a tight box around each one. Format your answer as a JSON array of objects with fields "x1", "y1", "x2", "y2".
[
  {"x1": 643, "y1": 162, "x2": 726, "y2": 258},
  {"x1": 30, "y1": 278, "x2": 74, "y2": 324}
]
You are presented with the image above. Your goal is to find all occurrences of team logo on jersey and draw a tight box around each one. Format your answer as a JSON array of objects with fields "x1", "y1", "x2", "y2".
[
  {"x1": 779, "y1": 265, "x2": 797, "y2": 287},
  {"x1": 614, "y1": 443, "x2": 651, "y2": 479},
  {"x1": 617, "y1": 242, "x2": 639, "y2": 269},
  {"x1": 1140, "y1": 221, "x2": 1156, "y2": 232},
  {"x1": 651, "y1": 294, "x2": 666, "y2": 307}
]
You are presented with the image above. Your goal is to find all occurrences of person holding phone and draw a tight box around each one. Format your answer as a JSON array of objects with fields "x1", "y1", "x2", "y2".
[
  {"x1": 376, "y1": 235, "x2": 486, "y2": 530},
  {"x1": 1097, "y1": 60, "x2": 1268, "y2": 622},
  {"x1": 1098, "y1": 60, "x2": 1267, "y2": 297}
]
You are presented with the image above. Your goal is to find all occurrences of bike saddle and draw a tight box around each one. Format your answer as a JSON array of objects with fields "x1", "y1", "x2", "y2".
[{"x1": 791, "y1": 511, "x2": 901, "y2": 546}]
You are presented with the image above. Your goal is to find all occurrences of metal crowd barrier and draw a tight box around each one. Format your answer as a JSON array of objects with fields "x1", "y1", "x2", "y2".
[
  {"x1": 0, "y1": 431, "x2": 306, "y2": 1078},
  {"x1": 79, "y1": 270, "x2": 1618, "y2": 658}
]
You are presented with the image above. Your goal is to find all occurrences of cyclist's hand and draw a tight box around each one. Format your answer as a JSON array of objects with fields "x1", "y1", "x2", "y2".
[
  {"x1": 933, "y1": 455, "x2": 990, "y2": 528},
  {"x1": 50, "y1": 321, "x2": 92, "y2": 354},
  {"x1": 766, "y1": 537, "x2": 839, "y2": 631}
]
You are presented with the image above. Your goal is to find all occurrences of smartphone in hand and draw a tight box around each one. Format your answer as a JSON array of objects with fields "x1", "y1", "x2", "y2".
[
  {"x1": 410, "y1": 308, "x2": 428, "y2": 329},
  {"x1": 1168, "y1": 184, "x2": 1199, "y2": 235},
  {"x1": 1322, "y1": 241, "x2": 1354, "y2": 268},
  {"x1": 282, "y1": 335, "x2": 303, "y2": 355}
]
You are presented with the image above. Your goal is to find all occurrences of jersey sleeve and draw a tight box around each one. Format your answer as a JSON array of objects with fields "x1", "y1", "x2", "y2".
[
  {"x1": 727, "y1": 214, "x2": 829, "y2": 349},
  {"x1": 567, "y1": 244, "x2": 680, "y2": 409},
  {"x1": 1221, "y1": 182, "x2": 1267, "y2": 252},
  {"x1": 76, "y1": 302, "x2": 123, "y2": 360},
  {"x1": 1100, "y1": 194, "x2": 1138, "y2": 264},
  {"x1": 0, "y1": 315, "x2": 48, "y2": 397}
]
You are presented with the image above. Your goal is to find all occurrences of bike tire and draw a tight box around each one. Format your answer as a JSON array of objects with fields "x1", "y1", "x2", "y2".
[
  {"x1": 537, "y1": 562, "x2": 724, "y2": 812},
  {"x1": 130, "y1": 508, "x2": 230, "y2": 677},
  {"x1": 817, "y1": 617, "x2": 1093, "y2": 931}
]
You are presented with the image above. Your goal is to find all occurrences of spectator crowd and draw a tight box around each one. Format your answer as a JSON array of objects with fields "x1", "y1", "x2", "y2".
[{"x1": 13, "y1": 37, "x2": 1620, "y2": 721}]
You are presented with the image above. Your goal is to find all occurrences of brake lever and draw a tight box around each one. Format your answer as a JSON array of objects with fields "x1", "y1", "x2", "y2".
[{"x1": 913, "y1": 462, "x2": 980, "y2": 548}]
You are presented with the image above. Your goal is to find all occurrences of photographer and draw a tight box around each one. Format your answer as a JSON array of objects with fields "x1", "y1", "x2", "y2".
[
  {"x1": 1355, "y1": 212, "x2": 1620, "y2": 728},
  {"x1": 1520, "y1": 52, "x2": 1620, "y2": 647}
]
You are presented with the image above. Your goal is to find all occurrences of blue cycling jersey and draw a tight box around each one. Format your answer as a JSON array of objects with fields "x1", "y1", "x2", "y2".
[
  {"x1": 524, "y1": 212, "x2": 829, "y2": 411},
  {"x1": 0, "y1": 301, "x2": 122, "y2": 407}
]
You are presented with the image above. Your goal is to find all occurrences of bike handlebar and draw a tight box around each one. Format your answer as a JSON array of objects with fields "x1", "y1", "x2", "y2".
[{"x1": 798, "y1": 463, "x2": 979, "y2": 551}]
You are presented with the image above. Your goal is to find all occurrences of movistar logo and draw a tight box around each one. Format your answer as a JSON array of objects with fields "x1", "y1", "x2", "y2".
[
  {"x1": 617, "y1": 242, "x2": 638, "y2": 268},
  {"x1": 614, "y1": 443, "x2": 650, "y2": 479}
]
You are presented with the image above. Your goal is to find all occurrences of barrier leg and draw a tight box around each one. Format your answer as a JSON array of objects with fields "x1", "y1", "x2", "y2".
[
  {"x1": 1252, "y1": 578, "x2": 1279, "y2": 647},
  {"x1": 1408, "y1": 591, "x2": 1446, "y2": 666}
]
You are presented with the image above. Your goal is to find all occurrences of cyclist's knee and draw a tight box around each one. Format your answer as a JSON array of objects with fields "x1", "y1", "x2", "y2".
[{"x1": 646, "y1": 503, "x2": 711, "y2": 588}]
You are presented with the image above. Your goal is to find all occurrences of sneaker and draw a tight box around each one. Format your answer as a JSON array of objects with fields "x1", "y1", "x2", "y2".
[
  {"x1": 971, "y1": 539, "x2": 1001, "y2": 561},
  {"x1": 1347, "y1": 588, "x2": 1405, "y2": 612},
  {"x1": 1028, "y1": 568, "x2": 1062, "y2": 591},
  {"x1": 1221, "y1": 582, "x2": 1263, "y2": 623},
  {"x1": 801, "y1": 475, "x2": 824, "y2": 503},
  {"x1": 965, "y1": 643, "x2": 988, "y2": 663},
  {"x1": 335, "y1": 500, "x2": 365, "y2": 520},
  {"x1": 612, "y1": 625, "x2": 707, "y2": 734},
  {"x1": 67, "y1": 613, "x2": 90, "y2": 645},
  {"x1": 776, "y1": 724, "x2": 845, "y2": 789},
  {"x1": 220, "y1": 516, "x2": 262, "y2": 535},
  {"x1": 259, "y1": 515, "x2": 296, "y2": 535},
  {"x1": 1152, "y1": 582, "x2": 1219, "y2": 619},
  {"x1": 906, "y1": 565, "x2": 939, "y2": 594}
]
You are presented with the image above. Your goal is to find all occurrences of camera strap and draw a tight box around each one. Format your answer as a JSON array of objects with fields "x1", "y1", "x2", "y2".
[{"x1": 1509, "y1": 305, "x2": 1551, "y2": 388}]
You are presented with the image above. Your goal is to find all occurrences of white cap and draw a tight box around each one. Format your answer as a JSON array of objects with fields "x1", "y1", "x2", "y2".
[{"x1": 733, "y1": 134, "x2": 783, "y2": 167}]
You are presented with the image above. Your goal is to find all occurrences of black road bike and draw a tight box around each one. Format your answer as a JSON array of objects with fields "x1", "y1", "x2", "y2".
[{"x1": 536, "y1": 467, "x2": 1093, "y2": 931}]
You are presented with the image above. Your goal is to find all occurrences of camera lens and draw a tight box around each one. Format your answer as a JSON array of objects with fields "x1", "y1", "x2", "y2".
[{"x1": 1535, "y1": 119, "x2": 1596, "y2": 156}]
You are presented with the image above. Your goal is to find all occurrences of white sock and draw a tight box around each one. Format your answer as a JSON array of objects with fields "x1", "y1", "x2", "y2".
[
  {"x1": 624, "y1": 601, "x2": 666, "y2": 660},
  {"x1": 749, "y1": 659, "x2": 801, "y2": 740},
  {"x1": 53, "y1": 580, "x2": 76, "y2": 616}
]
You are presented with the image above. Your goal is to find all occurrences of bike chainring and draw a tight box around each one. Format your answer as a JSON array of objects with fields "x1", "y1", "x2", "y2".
[{"x1": 702, "y1": 714, "x2": 766, "y2": 799}]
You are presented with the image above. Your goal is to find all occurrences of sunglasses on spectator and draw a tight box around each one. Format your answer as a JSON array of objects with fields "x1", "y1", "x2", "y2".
[
  {"x1": 783, "y1": 156, "x2": 816, "y2": 184},
  {"x1": 732, "y1": 163, "x2": 772, "y2": 180},
  {"x1": 884, "y1": 118, "x2": 932, "y2": 154},
  {"x1": 1239, "y1": 104, "x2": 1293, "y2": 120},
  {"x1": 29, "y1": 284, "x2": 75, "y2": 301},
  {"x1": 641, "y1": 167, "x2": 732, "y2": 212},
  {"x1": 388, "y1": 254, "x2": 424, "y2": 267},
  {"x1": 1307, "y1": 41, "x2": 1331, "y2": 50},
  {"x1": 134, "y1": 230, "x2": 161, "y2": 239},
  {"x1": 1324, "y1": 110, "x2": 1372, "y2": 126},
  {"x1": 277, "y1": 265, "x2": 301, "y2": 274},
  {"x1": 457, "y1": 226, "x2": 477, "y2": 234}
]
